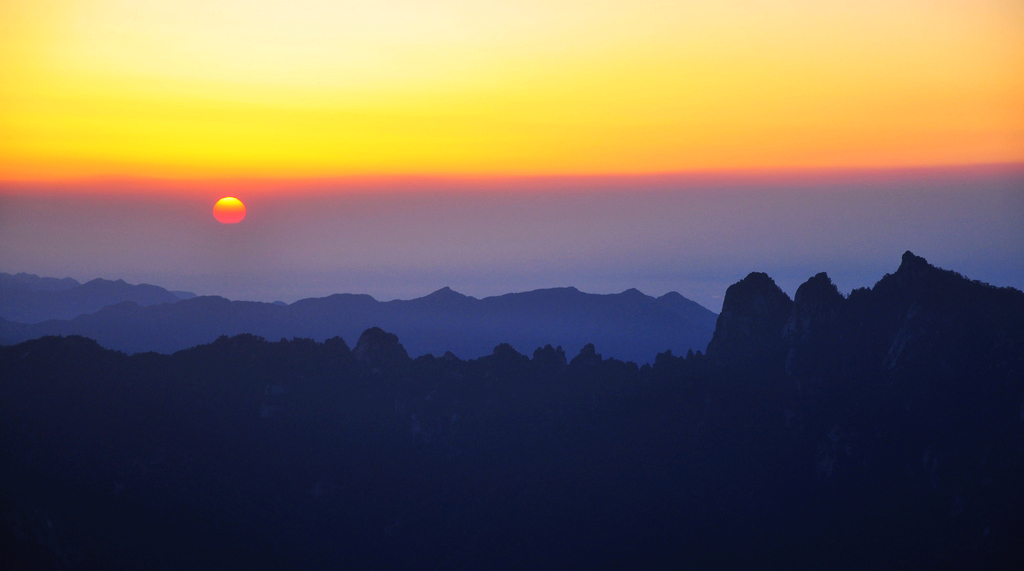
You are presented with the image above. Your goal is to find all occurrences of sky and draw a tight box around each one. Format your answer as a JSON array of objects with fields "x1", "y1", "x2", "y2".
[
  {"x1": 1, "y1": 1, "x2": 1023, "y2": 310},
  {"x1": 2, "y1": 0, "x2": 1022, "y2": 178}
]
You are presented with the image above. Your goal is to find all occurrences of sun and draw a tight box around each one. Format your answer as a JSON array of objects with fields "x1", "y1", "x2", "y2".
[{"x1": 213, "y1": 197, "x2": 246, "y2": 224}]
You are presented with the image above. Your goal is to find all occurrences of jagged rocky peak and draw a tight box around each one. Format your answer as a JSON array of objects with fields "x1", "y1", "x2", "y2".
[
  {"x1": 705, "y1": 272, "x2": 793, "y2": 364},
  {"x1": 884, "y1": 251, "x2": 943, "y2": 288},
  {"x1": 488, "y1": 342, "x2": 528, "y2": 362},
  {"x1": 570, "y1": 343, "x2": 602, "y2": 367},
  {"x1": 322, "y1": 336, "x2": 352, "y2": 358},
  {"x1": 480, "y1": 343, "x2": 531, "y2": 369},
  {"x1": 533, "y1": 344, "x2": 567, "y2": 369},
  {"x1": 785, "y1": 272, "x2": 844, "y2": 342},
  {"x1": 794, "y1": 272, "x2": 841, "y2": 305},
  {"x1": 872, "y1": 250, "x2": 969, "y2": 304},
  {"x1": 896, "y1": 250, "x2": 931, "y2": 275},
  {"x1": 353, "y1": 327, "x2": 409, "y2": 367}
]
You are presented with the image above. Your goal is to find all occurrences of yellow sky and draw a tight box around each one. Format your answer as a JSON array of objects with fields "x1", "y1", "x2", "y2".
[{"x1": 1, "y1": 0, "x2": 1022, "y2": 180}]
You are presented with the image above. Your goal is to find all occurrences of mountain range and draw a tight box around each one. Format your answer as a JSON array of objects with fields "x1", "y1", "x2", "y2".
[
  {"x1": 2, "y1": 251, "x2": 1021, "y2": 568},
  {"x1": 0, "y1": 272, "x2": 195, "y2": 323},
  {"x1": 0, "y1": 280, "x2": 717, "y2": 363}
]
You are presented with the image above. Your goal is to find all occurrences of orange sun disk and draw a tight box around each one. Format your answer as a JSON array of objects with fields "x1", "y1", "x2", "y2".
[{"x1": 213, "y1": 197, "x2": 246, "y2": 224}]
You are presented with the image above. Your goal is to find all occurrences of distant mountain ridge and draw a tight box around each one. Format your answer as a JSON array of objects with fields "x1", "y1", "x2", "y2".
[
  {"x1": 0, "y1": 272, "x2": 80, "y2": 292},
  {"x1": 0, "y1": 282, "x2": 717, "y2": 363},
  {"x1": 0, "y1": 272, "x2": 195, "y2": 323}
]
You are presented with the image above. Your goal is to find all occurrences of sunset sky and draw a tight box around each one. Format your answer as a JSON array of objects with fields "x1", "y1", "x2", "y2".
[
  {"x1": 1, "y1": 1, "x2": 1022, "y2": 308},
  {"x1": 2, "y1": 0, "x2": 1022, "y2": 179}
]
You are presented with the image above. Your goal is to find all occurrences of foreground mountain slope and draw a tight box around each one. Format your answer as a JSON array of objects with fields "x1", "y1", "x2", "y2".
[
  {"x1": 1, "y1": 252, "x2": 1021, "y2": 568},
  {"x1": 0, "y1": 285, "x2": 717, "y2": 362}
]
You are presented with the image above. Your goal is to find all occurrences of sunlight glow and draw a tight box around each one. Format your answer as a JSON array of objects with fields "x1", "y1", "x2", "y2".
[{"x1": 1, "y1": 1, "x2": 1022, "y2": 181}]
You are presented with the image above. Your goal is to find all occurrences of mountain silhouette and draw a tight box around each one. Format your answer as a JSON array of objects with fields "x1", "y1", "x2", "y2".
[
  {"x1": 0, "y1": 252, "x2": 1021, "y2": 568},
  {"x1": 0, "y1": 272, "x2": 194, "y2": 323},
  {"x1": 704, "y1": 271, "x2": 793, "y2": 373},
  {"x1": 0, "y1": 285, "x2": 717, "y2": 363}
]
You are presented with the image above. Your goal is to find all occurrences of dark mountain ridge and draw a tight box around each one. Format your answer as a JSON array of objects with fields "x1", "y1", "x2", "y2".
[
  {"x1": 0, "y1": 284, "x2": 718, "y2": 363},
  {"x1": 1, "y1": 252, "x2": 1022, "y2": 568}
]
